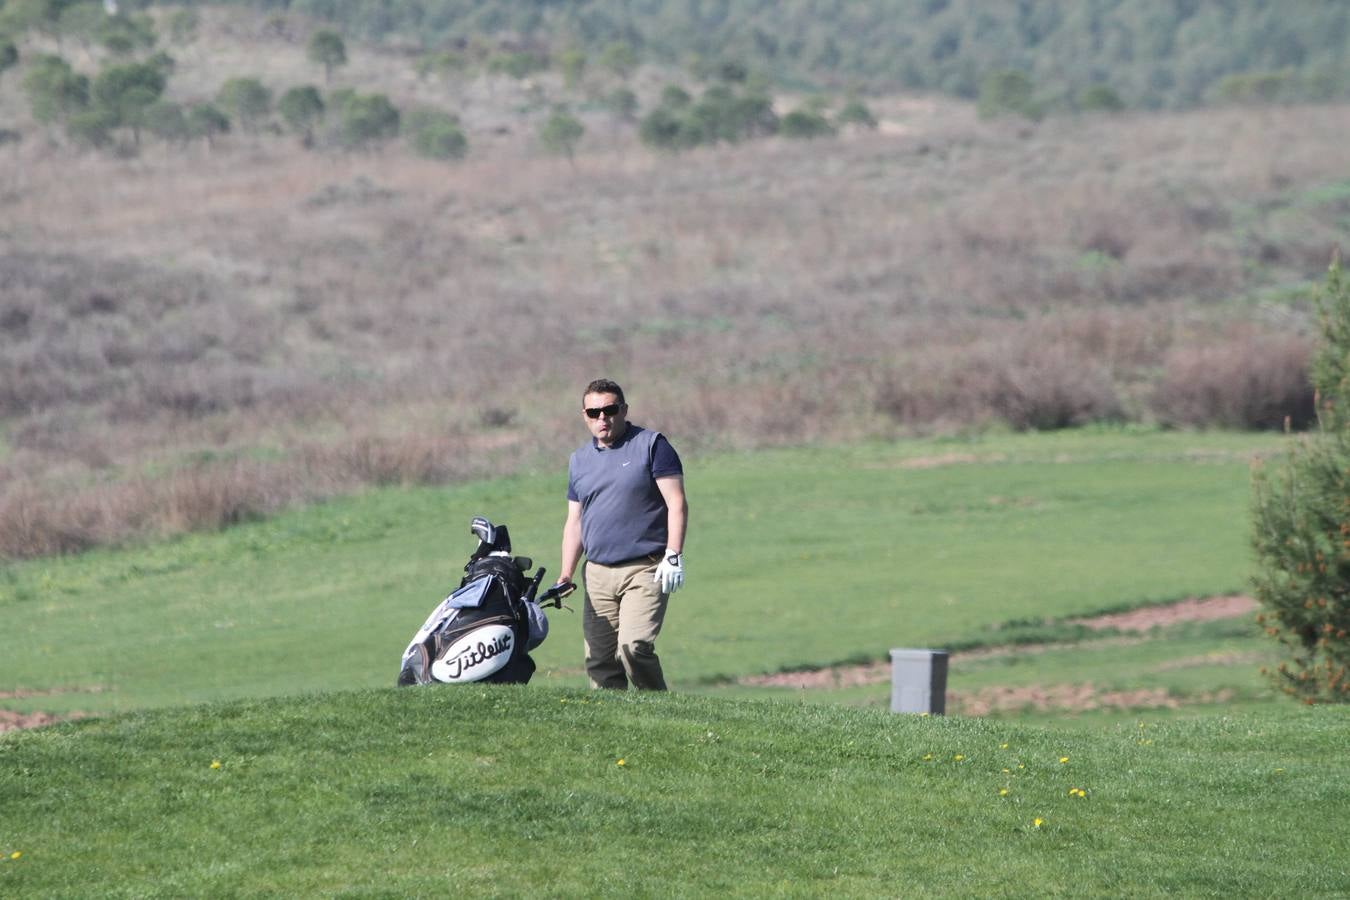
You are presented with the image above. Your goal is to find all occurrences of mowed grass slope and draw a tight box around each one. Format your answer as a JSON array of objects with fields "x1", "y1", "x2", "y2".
[
  {"x1": 1, "y1": 687, "x2": 1347, "y2": 897},
  {"x1": 1, "y1": 429, "x2": 1287, "y2": 717}
]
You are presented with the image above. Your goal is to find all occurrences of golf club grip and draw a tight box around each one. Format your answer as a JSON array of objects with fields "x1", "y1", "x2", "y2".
[{"x1": 523, "y1": 568, "x2": 545, "y2": 602}]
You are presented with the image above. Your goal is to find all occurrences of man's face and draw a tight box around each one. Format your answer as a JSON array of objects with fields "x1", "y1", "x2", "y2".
[{"x1": 582, "y1": 392, "x2": 628, "y2": 446}]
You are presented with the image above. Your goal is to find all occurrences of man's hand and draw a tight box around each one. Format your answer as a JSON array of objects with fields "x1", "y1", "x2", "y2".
[{"x1": 654, "y1": 550, "x2": 683, "y2": 594}]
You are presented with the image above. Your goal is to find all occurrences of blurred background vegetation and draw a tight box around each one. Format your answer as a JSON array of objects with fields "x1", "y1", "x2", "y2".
[
  {"x1": 119, "y1": 0, "x2": 1350, "y2": 109},
  {"x1": 1, "y1": 0, "x2": 1349, "y2": 561}
]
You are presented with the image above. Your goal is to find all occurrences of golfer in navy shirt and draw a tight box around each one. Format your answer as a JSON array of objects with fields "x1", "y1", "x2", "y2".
[{"x1": 558, "y1": 379, "x2": 688, "y2": 690}]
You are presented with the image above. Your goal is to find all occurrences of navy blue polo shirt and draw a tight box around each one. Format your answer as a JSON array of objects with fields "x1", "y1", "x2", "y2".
[{"x1": 567, "y1": 424, "x2": 682, "y2": 565}]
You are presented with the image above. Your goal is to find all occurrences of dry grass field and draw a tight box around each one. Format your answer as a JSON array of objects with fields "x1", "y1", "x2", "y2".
[{"x1": 2, "y1": 8, "x2": 1349, "y2": 557}]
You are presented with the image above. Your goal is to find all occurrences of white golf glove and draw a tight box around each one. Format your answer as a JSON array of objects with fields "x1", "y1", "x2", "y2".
[{"x1": 654, "y1": 550, "x2": 684, "y2": 594}]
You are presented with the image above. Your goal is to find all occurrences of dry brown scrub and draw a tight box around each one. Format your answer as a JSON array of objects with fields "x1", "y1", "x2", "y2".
[{"x1": 2, "y1": 29, "x2": 1349, "y2": 556}]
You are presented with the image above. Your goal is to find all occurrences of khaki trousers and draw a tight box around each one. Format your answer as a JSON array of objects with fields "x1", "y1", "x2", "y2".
[{"x1": 582, "y1": 556, "x2": 669, "y2": 691}]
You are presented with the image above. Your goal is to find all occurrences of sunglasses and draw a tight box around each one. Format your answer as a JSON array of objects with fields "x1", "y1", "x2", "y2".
[{"x1": 584, "y1": 403, "x2": 623, "y2": 419}]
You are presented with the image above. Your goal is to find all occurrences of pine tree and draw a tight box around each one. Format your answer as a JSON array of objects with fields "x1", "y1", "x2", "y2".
[{"x1": 1252, "y1": 259, "x2": 1350, "y2": 703}]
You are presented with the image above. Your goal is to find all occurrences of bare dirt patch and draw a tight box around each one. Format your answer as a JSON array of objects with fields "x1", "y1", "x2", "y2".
[
  {"x1": 1070, "y1": 594, "x2": 1256, "y2": 632},
  {"x1": 738, "y1": 594, "x2": 1260, "y2": 707},
  {"x1": 0, "y1": 685, "x2": 104, "y2": 732},
  {"x1": 949, "y1": 684, "x2": 1235, "y2": 716},
  {"x1": 0, "y1": 709, "x2": 88, "y2": 733}
]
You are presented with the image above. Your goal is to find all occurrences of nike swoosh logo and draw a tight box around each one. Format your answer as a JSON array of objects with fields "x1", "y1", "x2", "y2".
[{"x1": 622, "y1": 461, "x2": 632, "y2": 466}]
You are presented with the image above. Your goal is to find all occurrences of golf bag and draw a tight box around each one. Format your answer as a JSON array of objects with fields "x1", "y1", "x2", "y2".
[{"x1": 397, "y1": 517, "x2": 573, "y2": 687}]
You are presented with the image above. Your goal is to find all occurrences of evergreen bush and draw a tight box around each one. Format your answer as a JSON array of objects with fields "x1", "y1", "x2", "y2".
[{"x1": 1252, "y1": 260, "x2": 1350, "y2": 703}]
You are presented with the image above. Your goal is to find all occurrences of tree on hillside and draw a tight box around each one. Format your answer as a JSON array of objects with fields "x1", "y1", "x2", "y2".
[
  {"x1": 404, "y1": 107, "x2": 466, "y2": 160},
  {"x1": 23, "y1": 53, "x2": 87, "y2": 126},
  {"x1": 95, "y1": 12, "x2": 156, "y2": 58},
  {"x1": 538, "y1": 107, "x2": 584, "y2": 163},
  {"x1": 978, "y1": 68, "x2": 1043, "y2": 120},
  {"x1": 780, "y1": 107, "x2": 835, "y2": 139},
  {"x1": 91, "y1": 59, "x2": 166, "y2": 145},
  {"x1": 186, "y1": 101, "x2": 229, "y2": 149},
  {"x1": 278, "y1": 84, "x2": 324, "y2": 147},
  {"x1": 217, "y1": 77, "x2": 271, "y2": 134},
  {"x1": 0, "y1": 39, "x2": 18, "y2": 85},
  {"x1": 598, "y1": 41, "x2": 636, "y2": 81},
  {"x1": 558, "y1": 47, "x2": 586, "y2": 90},
  {"x1": 601, "y1": 85, "x2": 638, "y2": 123},
  {"x1": 55, "y1": 1, "x2": 102, "y2": 50},
  {"x1": 306, "y1": 29, "x2": 346, "y2": 84},
  {"x1": 1252, "y1": 259, "x2": 1350, "y2": 704},
  {"x1": 331, "y1": 90, "x2": 398, "y2": 150},
  {"x1": 167, "y1": 7, "x2": 198, "y2": 45},
  {"x1": 64, "y1": 103, "x2": 116, "y2": 148},
  {"x1": 835, "y1": 97, "x2": 878, "y2": 130},
  {"x1": 2, "y1": 0, "x2": 76, "y2": 50},
  {"x1": 143, "y1": 100, "x2": 189, "y2": 148},
  {"x1": 415, "y1": 49, "x2": 469, "y2": 88}
]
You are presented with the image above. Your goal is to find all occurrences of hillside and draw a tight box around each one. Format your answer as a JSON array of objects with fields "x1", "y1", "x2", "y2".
[
  {"x1": 2, "y1": 687, "x2": 1347, "y2": 896},
  {"x1": 126, "y1": 0, "x2": 1350, "y2": 109},
  {"x1": 3, "y1": 2, "x2": 1348, "y2": 557}
]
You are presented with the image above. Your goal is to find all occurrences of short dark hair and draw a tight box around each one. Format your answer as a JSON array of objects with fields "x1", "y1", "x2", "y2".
[{"x1": 583, "y1": 379, "x2": 625, "y2": 405}]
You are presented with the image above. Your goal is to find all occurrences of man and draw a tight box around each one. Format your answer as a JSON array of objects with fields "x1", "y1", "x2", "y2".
[{"x1": 558, "y1": 379, "x2": 688, "y2": 691}]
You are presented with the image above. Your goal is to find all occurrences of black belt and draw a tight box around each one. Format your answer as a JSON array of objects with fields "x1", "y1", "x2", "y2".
[{"x1": 592, "y1": 552, "x2": 662, "y2": 567}]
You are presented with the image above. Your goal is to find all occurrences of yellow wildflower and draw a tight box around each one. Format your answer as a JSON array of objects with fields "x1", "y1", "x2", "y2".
[
  {"x1": 922, "y1": 753, "x2": 933, "y2": 761},
  {"x1": 9, "y1": 851, "x2": 21, "y2": 860},
  {"x1": 1033, "y1": 818, "x2": 1044, "y2": 828},
  {"x1": 953, "y1": 754, "x2": 965, "y2": 761},
  {"x1": 999, "y1": 788, "x2": 1009, "y2": 796},
  {"x1": 1059, "y1": 756, "x2": 1070, "y2": 764},
  {"x1": 999, "y1": 743, "x2": 1009, "y2": 749},
  {"x1": 210, "y1": 760, "x2": 222, "y2": 770},
  {"x1": 616, "y1": 758, "x2": 626, "y2": 767}
]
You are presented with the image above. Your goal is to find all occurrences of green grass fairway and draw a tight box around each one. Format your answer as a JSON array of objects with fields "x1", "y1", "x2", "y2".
[
  {"x1": 1, "y1": 430, "x2": 1289, "y2": 718},
  {"x1": 2, "y1": 688, "x2": 1347, "y2": 897}
]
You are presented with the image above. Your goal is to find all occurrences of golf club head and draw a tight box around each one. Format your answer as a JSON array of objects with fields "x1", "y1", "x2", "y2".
[{"x1": 469, "y1": 516, "x2": 497, "y2": 548}]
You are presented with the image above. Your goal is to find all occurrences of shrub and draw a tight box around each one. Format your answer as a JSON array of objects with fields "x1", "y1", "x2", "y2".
[
  {"x1": 64, "y1": 104, "x2": 117, "y2": 148},
  {"x1": 977, "y1": 68, "x2": 1042, "y2": 120},
  {"x1": 602, "y1": 86, "x2": 638, "y2": 121},
  {"x1": 638, "y1": 105, "x2": 697, "y2": 151},
  {"x1": 487, "y1": 50, "x2": 546, "y2": 80},
  {"x1": 217, "y1": 77, "x2": 271, "y2": 133},
  {"x1": 1077, "y1": 84, "x2": 1125, "y2": 112},
  {"x1": 835, "y1": 98, "x2": 878, "y2": 129},
  {"x1": 1151, "y1": 334, "x2": 1315, "y2": 430},
  {"x1": 278, "y1": 85, "x2": 325, "y2": 146},
  {"x1": 1251, "y1": 260, "x2": 1350, "y2": 703},
  {"x1": 876, "y1": 338, "x2": 1123, "y2": 432},
  {"x1": 1215, "y1": 70, "x2": 1296, "y2": 105},
  {"x1": 598, "y1": 41, "x2": 637, "y2": 80},
  {"x1": 0, "y1": 39, "x2": 18, "y2": 84},
  {"x1": 780, "y1": 108, "x2": 835, "y2": 139},
  {"x1": 94, "y1": 11, "x2": 156, "y2": 57},
  {"x1": 167, "y1": 7, "x2": 198, "y2": 44},
  {"x1": 538, "y1": 108, "x2": 584, "y2": 161},
  {"x1": 405, "y1": 107, "x2": 466, "y2": 160},
  {"x1": 332, "y1": 91, "x2": 399, "y2": 149},
  {"x1": 23, "y1": 53, "x2": 88, "y2": 125},
  {"x1": 186, "y1": 102, "x2": 229, "y2": 147},
  {"x1": 142, "y1": 101, "x2": 189, "y2": 145},
  {"x1": 638, "y1": 84, "x2": 777, "y2": 151},
  {"x1": 558, "y1": 48, "x2": 586, "y2": 90}
]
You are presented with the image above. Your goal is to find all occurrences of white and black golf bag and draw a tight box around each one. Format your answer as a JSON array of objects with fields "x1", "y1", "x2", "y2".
[{"x1": 397, "y1": 517, "x2": 573, "y2": 687}]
